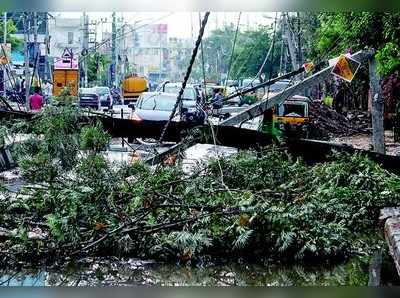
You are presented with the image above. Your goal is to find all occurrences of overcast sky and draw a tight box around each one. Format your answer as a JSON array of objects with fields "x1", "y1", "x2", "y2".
[{"x1": 55, "y1": 12, "x2": 276, "y2": 39}]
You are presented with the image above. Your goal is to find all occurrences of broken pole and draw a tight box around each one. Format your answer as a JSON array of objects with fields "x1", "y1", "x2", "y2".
[
  {"x1": 369, "y1": 51, "x2": 385, "y2": 154},
  {"x1": 220, "y1": 50, "x2": 370, "y2": 127}
]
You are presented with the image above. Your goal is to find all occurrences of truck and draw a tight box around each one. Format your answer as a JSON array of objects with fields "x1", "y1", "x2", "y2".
[
  {"x1": 53, "y1": 49, "x2": 79, "y2": 97},
  {"x1": 122, "y1": 74, "x2": 149, "y2": 104}
]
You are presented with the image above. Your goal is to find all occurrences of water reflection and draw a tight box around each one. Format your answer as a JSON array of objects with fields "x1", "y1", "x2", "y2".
[{"x1": 0, "y1": 258, "x2": 372, "y2": 286}]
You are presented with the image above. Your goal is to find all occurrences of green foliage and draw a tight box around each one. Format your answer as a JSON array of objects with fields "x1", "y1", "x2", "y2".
[
  {"x1": 0, "y1": 18, "x2": 22, "y2": 51},
  {"x1": 87, "y1": 53, "x2": 110, "y2": 85},
  {"x1": 52, "y1": 85, "x2": 78, "y2": 105},
  {"x1": 314, "y1": 12, "x2": 400, "y2": 77},
  {"x1": 2, "y1": 116, "x2": 400, "y2": 266},
  {"x1": 376, "y1": 42, "x2": 400, "y2": 76},
  {"x1": 19, "y1": 152, "x2": 59, "y2": 182},
  {"x1": 80, "y1": 123, "x2": 111, "y2": 152},
  {"x1": 188, "y1": 21, "x2": 280, "y2": 82}
]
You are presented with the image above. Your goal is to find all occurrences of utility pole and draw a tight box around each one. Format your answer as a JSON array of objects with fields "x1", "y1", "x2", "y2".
[
  {"x1": 159, "y1": 29, "x2": 162, "y2": 82},
  {"x1": 3, "y1": 12, "x2": 6, "y2": 44},
  {"x1": 44, "y1": 12, "x2": 50, "y2": 82},
  {"x1": 0, "y1": 12, "x2": 6, "y2": 93},
  {"x1": 121, "y1": 22, "x2": 126, "y2": 80},
  {"x1": 279, "y1": 14, "x2": 285, "y2": 75},
  {"x1": 111, "y1": 12, "x2": 117, "y2": 88},
  {"x1": 33, "y1": 12, "x2": 38, "y2": 83},
  {"x1": 283, "y1": 13, "x2": 297, "y2": 72},
  {"x1": 82, "y1": 12, "x2": 89, "y2": 87},
  {"x1": 23, "y1": 13, "x2": 31, "y2": 110},
  {"x1": 296, "y1": 12, "x2": 303, "y2": 70},
  {"x1": 369, "y1": 51, "x2": 385, "y2": 154}
]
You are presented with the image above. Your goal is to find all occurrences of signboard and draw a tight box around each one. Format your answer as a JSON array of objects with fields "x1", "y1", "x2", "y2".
[
  {"x1": 54, "y1": 48, "x2": 78, "y2": 70},
  {"x1": 0, "y1": 44, "x2": 11, "y2": 64},
  {"x1": 331, "y1": 54, "x2": 361, "y2": 83},
  {"x1": 303, "y1": 62, "x2": 314, "y2": 74}
]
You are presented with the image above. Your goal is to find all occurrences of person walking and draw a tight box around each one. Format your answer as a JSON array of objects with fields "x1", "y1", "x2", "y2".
[{"x1": 29, "y1": 86, "x2": 44, "y2": 112}]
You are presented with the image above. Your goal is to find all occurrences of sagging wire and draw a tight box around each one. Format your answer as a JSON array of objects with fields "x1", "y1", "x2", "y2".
[
  {"x1": 223, "y1": 12, "x2": 242, "y2": 91},
  {"x1": 157, "y1": 12, "x2": 210, "y2": 145}
]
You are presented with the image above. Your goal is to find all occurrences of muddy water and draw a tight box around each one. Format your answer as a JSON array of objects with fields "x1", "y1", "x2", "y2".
[{"x1": 0, "y1": 258, "x2": 374, "y2": 286}]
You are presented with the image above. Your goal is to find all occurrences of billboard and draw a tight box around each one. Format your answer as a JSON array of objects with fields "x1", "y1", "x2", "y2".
[{"x1": 135, "y1": 24, "x2": 168, "y2": 48}]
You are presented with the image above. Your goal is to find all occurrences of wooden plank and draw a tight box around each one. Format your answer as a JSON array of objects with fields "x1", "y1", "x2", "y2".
[{"x1": 220, "y1": 50, "x2": 370, "y2": 127}]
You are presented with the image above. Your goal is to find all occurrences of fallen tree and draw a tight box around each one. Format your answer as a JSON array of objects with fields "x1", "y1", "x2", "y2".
[
  {"x1": 0, "y1": 105, "x2": 398, "y2": 266},
  {"x1": 308, "y1": 101, "x2": 370, "y2": 139}
]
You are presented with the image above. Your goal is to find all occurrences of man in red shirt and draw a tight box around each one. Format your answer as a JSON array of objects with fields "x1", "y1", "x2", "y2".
[{"x1": 29, "y1": 86, "x2": 44, "y2": 111}]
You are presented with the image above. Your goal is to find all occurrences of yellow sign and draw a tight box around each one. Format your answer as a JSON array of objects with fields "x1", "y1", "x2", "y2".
[
  {"x1": 303, "y1": 62, "x2": 314, "y2": 74},
  {"x1": 331, "y1": 54, "x2": 360, "y2": 83},
  {"x1": 0, "y1": 43, "x2": 11, "y2": 65}
]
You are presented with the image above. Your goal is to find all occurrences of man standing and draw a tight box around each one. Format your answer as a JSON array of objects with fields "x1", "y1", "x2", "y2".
[
  {"x1": 43, "y1": 80, "x2": 53, "y2": 104},
  {"x1": 29, "y1": 86, "x2": 44, "y2": 112},
  {"x1": 212, "y1": 88, "x2": 223, "y2": 109}
]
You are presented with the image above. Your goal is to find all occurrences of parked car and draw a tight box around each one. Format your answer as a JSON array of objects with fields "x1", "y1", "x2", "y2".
[
  {"x1": 94, "y1": 86, "x2": 113, "y2": 108},
  {"x1": 129, "y1": 92, "x2": 205, "y2": 123},
  {"x1": 158, "y1": 82, "x2": 203, "y2": 103},
  {"x1": 79, "y1": 88, "x2": 100, "y2": 109}
]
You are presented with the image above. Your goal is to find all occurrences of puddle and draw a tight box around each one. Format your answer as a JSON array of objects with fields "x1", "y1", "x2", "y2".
[{"x1": 182, "y1": 143, "x2": 238, "y2": 174}]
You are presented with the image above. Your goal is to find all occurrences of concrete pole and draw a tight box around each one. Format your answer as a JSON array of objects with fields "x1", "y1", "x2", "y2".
[
  {"x1": 82, "y1": 12, "x2": 89, "y2": 88},
  {"x1": 369, "y1": 53, "x2": 385, "y2": 154},
  {"x1": 3, "y1": 12, "x2": 6, "y2": 44},
  {"x1": 111, "y1": 12, "x2": 116, "y2": 88},
  {"x1": 33, "y1": 12, "x2": 38, "y2": 83},
  {"x1": 23, "y1": 14, "x2": 31, "y2": 110},
  {"x1": 283, "y1": 13, "x2": 297, "y2": 72},
  {"x1": 44, "y1": 13, "x2": 50, "y2": 81}
]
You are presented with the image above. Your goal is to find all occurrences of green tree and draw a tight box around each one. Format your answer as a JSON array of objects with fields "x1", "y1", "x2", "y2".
[
  {"x1": 187, "y1": 20, "x2": 281, "y2": 83},
  {"x1": 0, "y1": 18, "x2": 22, "y2": 51},
  {"x1": 87, "y1": 53, "x2": 110, "y2": 85}
]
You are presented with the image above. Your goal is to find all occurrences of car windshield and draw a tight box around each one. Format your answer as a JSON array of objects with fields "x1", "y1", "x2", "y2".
[
  {"x1": 164, "y1": 85, "x2": 196, "y2": 100},
  {"x1": 96, "y1": 87, "x2": 110, "y2": 95},
  {"x1": 278, "y1": 102, "x2": 307, "y2": 117},
  {"x1": 139, "y1": 94, "x2": 176, "y2": 111}
]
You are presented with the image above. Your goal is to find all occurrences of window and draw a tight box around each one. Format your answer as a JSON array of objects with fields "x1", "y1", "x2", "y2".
[{"x1": 68, "y1": 32, "x2": 74, "y2": 44}]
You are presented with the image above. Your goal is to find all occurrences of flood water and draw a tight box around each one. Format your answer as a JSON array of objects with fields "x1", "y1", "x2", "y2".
[
  {"x1": 0, "y1": 258, "x2": 376, "y2": 286},
  {"x1": 1, "y1": 143, "x2": 398, "y2": 286}
]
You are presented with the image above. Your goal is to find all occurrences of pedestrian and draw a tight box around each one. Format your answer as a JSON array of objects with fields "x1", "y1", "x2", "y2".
[
  {"x1": 21, "y1": 77, "x2": 26, "y2": 96},
  {"x1": 15, "y1": 76, "x2": 22, "y2": 93},
  {"x1": 212, "y1": 88, "x2": 223, "y2": 109},
  {"x1": 43, "y1": 80, "x2": 53, "y2": 104},
  {"x1": 29, "y1": 86, "x2": 44, "y2": 112}
]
